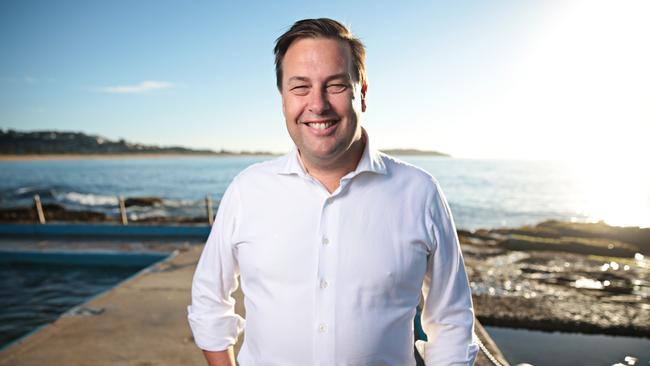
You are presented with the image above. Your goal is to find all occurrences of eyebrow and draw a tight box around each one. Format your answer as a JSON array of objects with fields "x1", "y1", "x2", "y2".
[
  {"x1": 325, "y1": 73, "x2": 351, "y2": 82},
  {"x1": 286, "y1": 73, "x2": 351, "y2": 84},
  {"x1": 287, "y1": 76, "x2": 310, "y2": 84}
]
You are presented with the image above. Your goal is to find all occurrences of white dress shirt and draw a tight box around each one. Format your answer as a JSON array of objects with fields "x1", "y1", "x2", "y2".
[{"x1": 187, "y1": 134, "x2": 478, "y2": 365}]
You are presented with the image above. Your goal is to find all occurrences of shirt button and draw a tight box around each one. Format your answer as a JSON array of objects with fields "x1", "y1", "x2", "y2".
[
  {"x1": 319, "y1": 323, "x2": 328, "y2": 333},
  {"x1": 320, "y1": 280, "x2": 329, "y2": 289},
  {"x1": 322, "y1": 237, "x2": 329, "y2": 246}
]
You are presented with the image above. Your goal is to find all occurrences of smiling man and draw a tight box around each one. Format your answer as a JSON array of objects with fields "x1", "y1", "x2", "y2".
[
  {"x1": 280, "y1": 35, "x2": 366, "y2": 193},
  {"x1": 188, "y1": 18, "x2": 478, "y2": 366}
]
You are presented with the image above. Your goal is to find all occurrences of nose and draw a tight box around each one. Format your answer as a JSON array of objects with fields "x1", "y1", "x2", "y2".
[{"x1": 308, "y1": 89, "x2": 330, "y2": 115}]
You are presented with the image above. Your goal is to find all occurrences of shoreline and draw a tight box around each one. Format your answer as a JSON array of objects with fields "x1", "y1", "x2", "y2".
[
  {"x1": 0, "y1": 151, "x2": 451, "y2": 161},
  {"x1": 0, "y1": 153, "x2": 280, "y2": 161}
]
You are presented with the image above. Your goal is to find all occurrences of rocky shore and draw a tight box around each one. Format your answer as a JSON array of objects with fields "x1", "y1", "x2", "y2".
[
  {"x1": 0, "y1": 201, "x2": 209, "y2": 224},
  {"x1": 461, "y1": 220, "x2": 649, "y2": 337}
]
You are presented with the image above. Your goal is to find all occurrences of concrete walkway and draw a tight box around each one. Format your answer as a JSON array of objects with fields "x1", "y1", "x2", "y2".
[
  {"x1": 1, "y1": 244, "x2": 506, "y2": 366},
  {"x1": 0, "y1": 245, "x2": 216, "y2": 366}
]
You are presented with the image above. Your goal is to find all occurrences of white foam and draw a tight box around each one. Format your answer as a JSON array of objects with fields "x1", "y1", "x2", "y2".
[
  {"x1": 60, "y1": 192, "x2": 119, "y2": 206},
  {"x1": 161, "y1": 198, "x2": 200, "y2": 208}
]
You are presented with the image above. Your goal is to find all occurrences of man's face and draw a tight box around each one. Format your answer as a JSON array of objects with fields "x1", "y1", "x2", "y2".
[{"x1": 280, "y1": 37, "x2": 366, "y2": 169}]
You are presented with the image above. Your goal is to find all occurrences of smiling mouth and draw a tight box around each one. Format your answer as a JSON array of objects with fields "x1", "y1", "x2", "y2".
[{"x1": 304, "y1": 120, "x2": 338, "y2": 130}]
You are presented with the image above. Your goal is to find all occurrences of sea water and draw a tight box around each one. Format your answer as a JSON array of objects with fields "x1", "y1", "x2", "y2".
[{"x1": 1, "y1": 156, "x2": 648, "y2": 229}]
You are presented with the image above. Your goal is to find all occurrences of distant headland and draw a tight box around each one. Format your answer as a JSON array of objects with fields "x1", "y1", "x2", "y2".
[
  {"x1": 0, "y1": 129, "x2": 450, "y2": 159},
  {"x1": 0, "y1": 130, "x2": 276, "y2": 157}
]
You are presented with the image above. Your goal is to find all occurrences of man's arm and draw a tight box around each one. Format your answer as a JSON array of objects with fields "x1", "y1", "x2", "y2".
[
  {"x1": 202, "y1": 348, "x2": 236, "y2": 366},
  {"x1": 419, "y1": 183, "x2": 478, "y2": 365},
  {"x1": 187, "y1": 181, "x2": 245, "y2": 362}
]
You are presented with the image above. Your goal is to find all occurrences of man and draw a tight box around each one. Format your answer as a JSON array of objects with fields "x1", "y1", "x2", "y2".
[{"x1": 188, "y1": 18, "x2": 478, "y2": 365}]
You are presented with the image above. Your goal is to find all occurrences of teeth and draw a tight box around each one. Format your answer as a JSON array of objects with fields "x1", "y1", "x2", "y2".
[{"x1": 308, "y1": 121, "x2": 335, "y2": 130}]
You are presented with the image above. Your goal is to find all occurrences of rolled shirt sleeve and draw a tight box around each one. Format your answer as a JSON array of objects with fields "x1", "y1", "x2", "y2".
[
  {"x1": 187, "y1": 181, "x2": 245, "y2": 351},
  {"x1": 419, "y1": 183, "x2": 478, "y2": 365}
]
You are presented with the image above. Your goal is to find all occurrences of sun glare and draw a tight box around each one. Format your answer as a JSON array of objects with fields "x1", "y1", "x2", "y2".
[
  {"x1": 568, "y1": 156, "x2": 650, "y2": 228},
  {"x1": 481, "y1": 0, "x2": 650, "y2": 228},
  {"x1": 459, "y1": 0, "x2": 650, "y2": 163}
]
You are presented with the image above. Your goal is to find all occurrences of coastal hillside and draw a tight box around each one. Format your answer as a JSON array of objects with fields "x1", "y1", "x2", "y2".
[
  {"x1": 0, "y1": 130, "x2": 270, "y2": 155},
  {"x1": 0, "y1": 130, "x2": 450, "y2": 157}
]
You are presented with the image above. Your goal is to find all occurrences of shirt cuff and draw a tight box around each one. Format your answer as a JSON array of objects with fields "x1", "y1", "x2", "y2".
[
  {"x1": 415, "y1": 336, "x2": 479, "y2": 365},
  {"x1": 187, "y1": 304, "x2": 245, "y2": 351}
]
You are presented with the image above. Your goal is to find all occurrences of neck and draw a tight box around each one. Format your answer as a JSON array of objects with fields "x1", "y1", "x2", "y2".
[{"x1": 300, "y1": 134, "x2": 366, "y2": 193}]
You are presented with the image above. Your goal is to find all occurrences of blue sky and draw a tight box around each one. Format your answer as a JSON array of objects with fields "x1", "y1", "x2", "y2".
[{"x1": 1, "y1": 0, "x2": 648, "y2": 160}]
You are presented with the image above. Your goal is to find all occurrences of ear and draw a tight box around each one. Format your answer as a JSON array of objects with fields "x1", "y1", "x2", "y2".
[
  {"x1": 279, "y1": 87, "x2": 286, "y2": 113},
  {"x1": 361, "y1": 83, "x2": 368, "y2": 112}
]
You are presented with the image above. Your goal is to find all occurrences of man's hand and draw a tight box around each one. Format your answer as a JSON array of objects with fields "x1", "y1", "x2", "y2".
[{"x1": 202, "y1": 347, "x2": 235, "y2": 366}]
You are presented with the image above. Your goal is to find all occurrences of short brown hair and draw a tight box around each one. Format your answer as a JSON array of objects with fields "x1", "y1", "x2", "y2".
[{"x1": 274, "y1": 18, "x2": 367, "y2": 90}]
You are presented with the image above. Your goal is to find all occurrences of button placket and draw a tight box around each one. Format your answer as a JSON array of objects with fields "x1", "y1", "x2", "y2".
[{"x1": 315, "y1": 195, "x2": 336, "y2": 365}]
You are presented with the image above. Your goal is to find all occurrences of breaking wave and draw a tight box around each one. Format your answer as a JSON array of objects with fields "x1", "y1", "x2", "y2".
[
  {"x1": 59, "y1": 192, "x2": 119, "y2": 207},
  {"x1": 0, "y1": 185, "x2": 216, "y2": 221}
]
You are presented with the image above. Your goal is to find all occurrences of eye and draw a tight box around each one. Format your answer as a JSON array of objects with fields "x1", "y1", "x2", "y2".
[
  {"x1": 326, "y1": 83, "x2": 348, "y2": 93},
  {"x1": 290, "y1": 85, "x2": 309, "y2": 96}
]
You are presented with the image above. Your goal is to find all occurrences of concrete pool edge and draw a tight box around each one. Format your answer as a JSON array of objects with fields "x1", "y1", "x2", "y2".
[
  {"x1": 0, "y1": 223, "x2": 210, "y2": 238},
  {"x1": 0, "y1": 244, "x2": 209, "y2": 365},
  {"x1": 0, "y1": 249, "x2": 173, "y2": 353},
  {"x1": 0, "y1": 249, "x2": 170, "y2": 267}
]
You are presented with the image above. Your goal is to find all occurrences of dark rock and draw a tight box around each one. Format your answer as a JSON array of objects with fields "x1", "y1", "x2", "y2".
[
  {"x1": 124, "y1": 197, "x2": 163, "y2": 207},
  {"x1": 497, "y1": 235, "x2": 638, "y2": 257},
  {"x1": 492, "y1": 220, "x2": 650, "y2": 253},
  {"x1": 463, "y1": 223, "x2": 649, "y2": 338},
  {"x1": 0, "y1": 206, "x2": 108, "y2": 222},
  {"x1": 473, "y1": 294, "x2": 650, "y2": 337}
]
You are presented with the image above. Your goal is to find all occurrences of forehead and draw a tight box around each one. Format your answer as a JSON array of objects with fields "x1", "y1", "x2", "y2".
[{"x1": 282, "y1": 38, "x2": 353, "y2": 80}]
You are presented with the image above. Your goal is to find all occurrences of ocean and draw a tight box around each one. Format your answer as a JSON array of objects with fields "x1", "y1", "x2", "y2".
[{"x1": 1, "y1": 155, "x2": 649, "y2": 230}]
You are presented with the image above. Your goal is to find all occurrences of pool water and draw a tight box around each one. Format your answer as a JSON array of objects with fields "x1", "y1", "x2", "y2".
[
  {"x1": 0, "y1": 251, "x2": 167, "y2": 348},
  {"x1": 485, "y1": 326, "x2": 650, "y2": 366}
]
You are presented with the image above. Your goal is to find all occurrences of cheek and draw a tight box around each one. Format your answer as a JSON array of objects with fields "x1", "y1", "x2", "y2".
[
  {"x1": 331, "y1": 93, "x2": 355, "y2": 112},
  {"x1": 282, "y1": 95, "x2": 300, "y2": 119}
]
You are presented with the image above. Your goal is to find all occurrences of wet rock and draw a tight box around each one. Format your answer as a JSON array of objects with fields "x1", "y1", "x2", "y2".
[
  {"x1": 473, "y1": 293, "x2": 650, "y2": 337},
  {"x1": 492, "y1": 220, "x2": 650, "y2": 254},
  {"x1": 498, "y1": 235, "x2": 638, "y2": 257},
  {"x1": 0, "y1": 206, "x2": 207, "y2": 223},
  {"x1": 0, "y1": 205, "x2": 108, "y2": 222},
  {"x1": 462, "y1": 221, "x2": 649, "y2": 337},
  {"x1": 124, "y1": 197, "x2": 163, "y2": 207}
]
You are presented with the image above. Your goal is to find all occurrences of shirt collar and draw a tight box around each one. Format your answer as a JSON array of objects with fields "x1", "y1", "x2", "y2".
[{"x1": 278, "y1": 128, "x2": 387, "y2": 177}]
